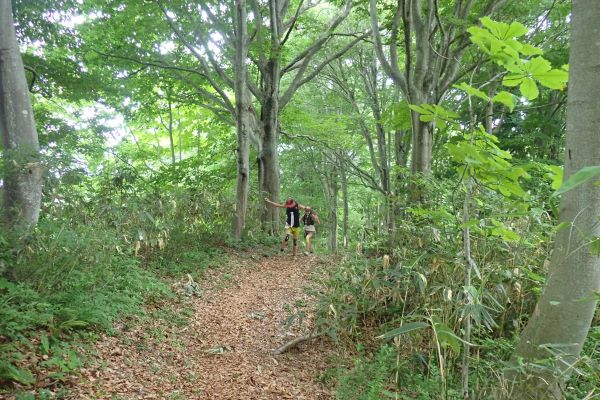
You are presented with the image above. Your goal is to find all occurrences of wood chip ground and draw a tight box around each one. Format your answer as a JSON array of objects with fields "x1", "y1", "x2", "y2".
[{"x1": 68, "y1": 253, "x2": 336, "y2": 399}]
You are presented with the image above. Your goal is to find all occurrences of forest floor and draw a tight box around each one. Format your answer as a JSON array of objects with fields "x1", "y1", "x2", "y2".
[{"x1": 67, "y1": 252, "x2": 336, "y2": 400}]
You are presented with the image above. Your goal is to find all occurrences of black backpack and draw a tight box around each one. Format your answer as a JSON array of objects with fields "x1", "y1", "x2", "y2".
[{"x1": 303, "y1": 212, "x2": 314, "y2": 226}]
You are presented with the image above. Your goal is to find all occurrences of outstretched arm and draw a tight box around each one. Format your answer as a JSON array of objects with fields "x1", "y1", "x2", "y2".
[{"x1": 264, "y1": 197, "x2": 285, "y2": 208}]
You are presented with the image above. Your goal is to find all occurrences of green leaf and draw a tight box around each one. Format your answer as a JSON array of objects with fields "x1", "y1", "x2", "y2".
[
  {"x1": 502, "y1": 73, "x2": 524, "y2": 87},
  {"x1": 520, "y1": 78, "x2": 539, "y2": 100},
  {"x1": 524, "y1": 57, "x2": 552, "y2": 75},
  {"x1": 590, "y1": 237, "x2": 600, "y2": 256},
  {"x1": 492, "y1": 91, "x2": 515, "y2": 112},
  {"x1": 41, "y1": 334, "x2": 50, "y2": 355},
  {"x1": 555, "y1": 221, "x2": 571, "y2": 232},
  {"x1": 520, "y1": 43, "x2": 544, "y2": 56},
  {"x1": 0, "y1": 362, "x2": 35, "y2": 384},
  {"x1": 453, "y1": 82, "x2": 490, "y2": 101},
  {"x1": 553, "y1": 166, "x2": 600, "y2": 196},
  {"x1": 535, "y1": 68, "x2": 569, "y2": 90},
  {"x1": 408, "y1": 104, "x2": 431, "y2": 115},
  {"x1": 545, "y1": 165, "x2": 563, "y2": 190},
  {"x1": 504, "y1": 21, "x2": 529, "y2": 39},
  {"x1": 377, "y1": 321, "x2": 429, "y2": 341}
]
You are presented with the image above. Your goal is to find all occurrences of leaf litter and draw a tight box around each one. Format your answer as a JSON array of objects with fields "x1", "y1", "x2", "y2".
[{"x1": 64, "y1": 253, "x2": 335, "y2": 399}]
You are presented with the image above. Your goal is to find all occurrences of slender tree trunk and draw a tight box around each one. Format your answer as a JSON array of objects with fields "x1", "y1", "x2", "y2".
[
  {"x1": 177, "y1": 118, "x2": 182, "y2": 161},
  {"x1": 167, "y1": 96, "x2": 175, "y2": 164},
  {"x1": 321, "y1": 155, "x2": 338, "y2": 252},
  {"x1": 0, "y1": 0, "x2": 43, "y2": 230},
  {"x1": 340, "y1": 156, "x2": 349, "y2": 248},
  {"x1": 231, "y1": 0, "x2": 250, "y2": 240},
  {"x1": 506, "y1": 2, "x2": 600, "y2": 398},
  {"x1": 327, "y1": 173, "x2": 338, "y2": 252}
]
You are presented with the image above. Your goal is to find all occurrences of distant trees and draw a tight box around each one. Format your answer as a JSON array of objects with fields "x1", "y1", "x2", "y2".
[
  {"x1": 369, "y1": 0, "x2": 508, "y2": 199},
  {"x1": 0, "y1": 0, "x2": 42, "y2": 230}
]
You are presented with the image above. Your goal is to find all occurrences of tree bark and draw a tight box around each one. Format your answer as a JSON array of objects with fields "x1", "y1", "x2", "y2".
[
  {"x1": 321, "y1": 155, "x2": 338, "y2": 252},
  {"x1": 340, "y1": 156, "x2": 349, "y2": 248},
  {"x1": 167, "y1": 95, "x2": 175, "y2": 164},
  {"x1": 0, "y1": 0, "x2": 43, "y2": 230},
  {"x1": 259, "y1": 37, "x2": 281, "y2": 234},
  {"x1": 506, "y1": 2, "x2": 600, "y2": 398},
  {"x1": 232, "y1": 0, "x2": 251, "y2": 239}
]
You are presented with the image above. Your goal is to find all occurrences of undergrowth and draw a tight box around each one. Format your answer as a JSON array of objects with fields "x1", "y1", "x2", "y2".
[
  {"x1": 0, "y1": 187, "x2": 236, "y2": 397},
  {"x1": 313, "y1": 182, "x2": 600, "y2": 400}
]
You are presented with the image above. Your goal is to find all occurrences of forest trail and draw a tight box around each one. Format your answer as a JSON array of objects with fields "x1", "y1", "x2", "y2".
[{"x1": 69, "y1": 253, "x2": 335, "y2": 400}]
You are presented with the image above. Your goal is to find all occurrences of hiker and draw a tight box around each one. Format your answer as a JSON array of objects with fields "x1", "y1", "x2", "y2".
[
  {"x1": 302, "y1": 207, "x2": 320, "y2": 255},
  {"x1": 264, "y1": 197, "x2": 307, "y2": 256}
]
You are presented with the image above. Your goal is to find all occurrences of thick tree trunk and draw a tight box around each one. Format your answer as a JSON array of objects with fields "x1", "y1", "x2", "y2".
[
  {"x1": 506, "y1": 2, "x2": 600, "y2": 398},
  {"x1": 410, "y1": 117, "x2": 433, "y2": 176},
  {"x1": 259, "y1": 3, "x2": 282, "y2": 235},
  {"x1": 259, "y1": 99, "x2": 280, "y2": 235},
  {"x1": 232, "y1": 0, "x2": 250, "y2": 239},
  {"x1": 0, "y1": 0, "x2": 43, "y2": 230},
  {"x1": 409, "y1": 90, "x2": 433, "y2": 201}
]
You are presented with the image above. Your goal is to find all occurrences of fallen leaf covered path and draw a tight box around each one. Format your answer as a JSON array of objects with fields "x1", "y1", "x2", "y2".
[{"x1": 70, "y1": 253, "x2": 335, "y2": 399}]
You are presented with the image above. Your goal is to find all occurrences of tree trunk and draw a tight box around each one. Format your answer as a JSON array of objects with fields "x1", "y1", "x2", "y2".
[
  {"x1": 177, "y1": 118, "x2": 182, "y2": 161},
  {"x1": 410, "y1": 117, "x2": 433, "y2": 176},
  {"x1": 0, "y1": 0, "x2": 43, "y2": 230},
  {"x1": 506, "y1": 2, "x2": 600, "y2": 398},
  {"x1": 259, "y1": 2, "x2": 282, "y2": 235},
  {"x1": 231, "y1": 0, "x2": 250, "y2": 239},
  {"x1": 321, "y1": 155, "x2": 338, "y2": 252},
  {"x1": 259, "y1": 98, "x2": 280, "y2": 235},
  {"x1": 340, "y1": 156, "x2": 349, "y2": 248},
  {"x1": 327, "y1": 178, "x2": 338, "y2": 252},
  {"x1": 167, "y1": 96, "x2": 175, "y2": 164},
  {"x1": 409, "y1": 90, "x2": 433, "y2": 202}
]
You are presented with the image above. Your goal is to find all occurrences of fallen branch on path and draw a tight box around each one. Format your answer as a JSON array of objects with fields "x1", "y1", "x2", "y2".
[{"x1": 272, "y1": 331, "x2": 322, "y2": 355}]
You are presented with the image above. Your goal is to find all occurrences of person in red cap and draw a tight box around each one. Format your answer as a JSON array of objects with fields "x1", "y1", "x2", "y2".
[{"x1": 264, "y1": 197, "x2": 307, "y2": 256}]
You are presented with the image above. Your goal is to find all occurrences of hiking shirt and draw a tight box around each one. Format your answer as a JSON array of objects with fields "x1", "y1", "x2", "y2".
[{"x1": 286, "y1": 203, "x2": 300, "y2": 228}]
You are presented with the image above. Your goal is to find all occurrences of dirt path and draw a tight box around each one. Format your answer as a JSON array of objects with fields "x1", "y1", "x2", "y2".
[{"x1": 70, "y1": 254, "x2": 335, "y2": 399}]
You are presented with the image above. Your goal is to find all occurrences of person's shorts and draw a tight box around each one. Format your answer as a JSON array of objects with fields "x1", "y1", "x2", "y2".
[
  {"x1": 304, "y1": 230, "x2": 316, "y2": 238},
  {"x1": 285, "y1": 225, "x2": 300, "y2": 236}
]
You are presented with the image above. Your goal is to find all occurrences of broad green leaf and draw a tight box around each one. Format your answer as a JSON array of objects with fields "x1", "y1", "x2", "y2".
[
  {"x1": 503, "y1": 73, "x2": 524, "y2": 87},
  {"x1": 492, "y1": 91, "x2": 515, "y2": 112},
  {"x1": 504, "y1": 21, "x2": 529, "y2": 39},
  {"x1": 591, "y1": 237, "x2": 600, "y2": 256},
  {"x1": 555, "y1": 221, "x2": 571, "y2": 232},
  {"x1": 480, "y1": 17, "x2": 506, "y2": 39},
  {"x1": 545, "y1": 165, "x2": 564, "y2": 190},
  {"x1": 520, "y1": 78, "x2": 539, "y2": 100},
  {"x1": 524, "y1": 57, "x2": 552, "y2": 75},
  {"x1": 408, "y1": 104, "x2": 431, "y2": 115},
  {"x1": 377, "y1": 321, "x2": 429, "y2": 341},
  {"x1": 553, "y1": 166, "x2": 600, "y2": 196},
  {"x1": 535, "y1": 68, "x2": 568, "y2": 90},
  {"x1": 520, "y1": 43, "x2": 544, "y2": 56},
  {"x1": 454, "y1": 82, "x2": 490, "y2": 101}
]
